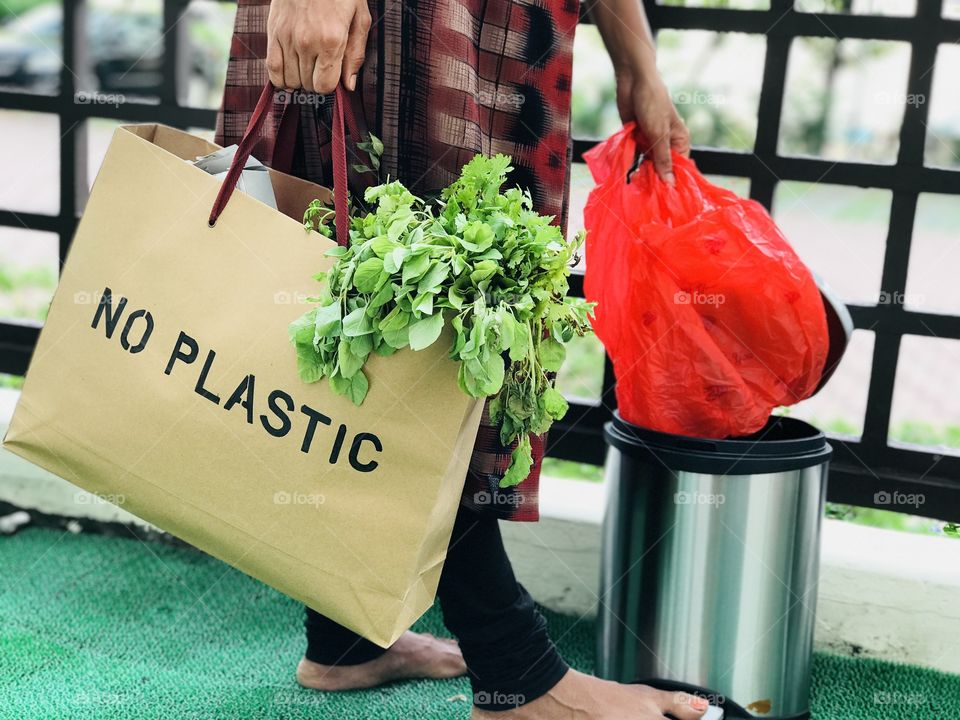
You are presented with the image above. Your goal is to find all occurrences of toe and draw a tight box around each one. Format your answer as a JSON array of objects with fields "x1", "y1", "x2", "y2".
[{"x1": 661, "y1": 690, "x2": 709, "y2": 720}]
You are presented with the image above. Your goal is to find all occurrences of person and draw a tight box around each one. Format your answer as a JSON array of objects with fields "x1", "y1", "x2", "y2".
[{"x1": 216, "y1": 0, "x2": 699, "y2": 717}]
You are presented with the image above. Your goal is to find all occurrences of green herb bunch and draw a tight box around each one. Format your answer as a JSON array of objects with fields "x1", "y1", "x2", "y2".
[{"x1": 290, "y1": 154, "x2": 593, "y2": 487}]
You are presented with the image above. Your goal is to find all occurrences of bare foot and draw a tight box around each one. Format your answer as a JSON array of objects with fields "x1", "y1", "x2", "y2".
[
  {"x1": 296, "y1": 631, "x2": 466, "y2": 691},
  {"x1": 470, "y1": 669, "x2": 709, "y2": 720}
]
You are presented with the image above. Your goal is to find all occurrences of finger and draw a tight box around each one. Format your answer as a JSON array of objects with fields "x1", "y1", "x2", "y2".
[
  {"x1": 649, "y1": 128, "x2": 675, "y2": 186},
  {"x1": 284, "y1": 43, "x2": 302, "y2": 91},
  {"x1": 299, "y1": 49, "x2": 316, "y2": 93},
  {"x1": 313, "y1": 56, "x2": 342, "y2": 96},
  {"x1": 672, "y1": 118, "x2": 692, "y2": 158},
  {"x1": 661, "y1": 690, "x2": 709, "y2": 720},
  {"x1": 615, "y1": 79, "x2": 634, "y2": 125},
  {"x1": 341, "y1": 8, "x2": 372, "y2": 91},
  {"x1": 266, "y1": 30, "x2": 285, "y2": 89}
]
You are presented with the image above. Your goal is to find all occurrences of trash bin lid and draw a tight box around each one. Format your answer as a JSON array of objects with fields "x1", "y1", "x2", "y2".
[
  {"x1": 811, "y1": 272, "x2": 854, "y2": 397},
  {"x1": 606, "y1": 412, "x2": 833, "y2": 474}
]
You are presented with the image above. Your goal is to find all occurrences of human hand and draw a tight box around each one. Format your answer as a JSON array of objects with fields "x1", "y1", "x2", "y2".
[
  {"x1": 266, "y1": 0, "x2": 372, "y2": 94},
  {"x1": 615, "y1": 55, "x2": 690, "y2": 186}
]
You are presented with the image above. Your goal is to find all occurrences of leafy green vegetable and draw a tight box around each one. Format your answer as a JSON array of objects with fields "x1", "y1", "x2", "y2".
[{"x1": 292, "y1": 154, "x2": 593, "y2": 487}]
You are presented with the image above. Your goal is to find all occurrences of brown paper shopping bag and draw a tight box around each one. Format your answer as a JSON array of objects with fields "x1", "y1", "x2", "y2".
[{"x1": 3, "y1": 84, "x2": 484, "y2": 647}]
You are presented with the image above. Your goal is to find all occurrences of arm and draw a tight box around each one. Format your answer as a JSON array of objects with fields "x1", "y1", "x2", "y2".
[
  {"x1": 589, "y1": 0, "x2": 689, "y2": 184},
  {"x1": 266, "y1": 0, "x2": 372, "y2": 94}
]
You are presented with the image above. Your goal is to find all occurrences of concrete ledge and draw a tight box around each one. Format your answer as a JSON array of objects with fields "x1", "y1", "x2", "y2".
[
  {"x1": 3, "y1": 387, "x2": 959, "y2": 675},
  {"x1": 1, "y1": 389, "x2": 150, "y2": 528}
]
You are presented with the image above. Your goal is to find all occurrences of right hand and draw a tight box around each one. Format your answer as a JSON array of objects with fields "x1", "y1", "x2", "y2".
[{"x1": 266, "y1": 0, "x2": 372, "y2": 94}]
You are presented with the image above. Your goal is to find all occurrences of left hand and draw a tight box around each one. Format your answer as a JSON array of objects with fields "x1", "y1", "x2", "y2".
[{"x1": 615, "y1": 60, "x2": 690, "y2": 186}]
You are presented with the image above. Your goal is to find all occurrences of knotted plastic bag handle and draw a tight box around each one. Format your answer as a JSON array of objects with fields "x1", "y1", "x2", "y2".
[{"x1": 208, "y1": 82, "x2": 350, "y2": 248}]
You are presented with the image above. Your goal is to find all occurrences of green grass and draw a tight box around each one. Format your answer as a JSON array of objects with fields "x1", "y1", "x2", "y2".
[
  {"x1": 542, "y1": 457, "x2": 605, "y2": 483},
  {"x1": 0, "y1": 374, "x2": 24, "y2": 390},
  {"x1": 2, "y1": 527, "x2": 959, "y2": 719},
  {"x1": 0, "y1": 264, "x2": 56, "y2": 323},
  {"x1": 0, "y1": 0, "x2": 54, "y2": 22}
]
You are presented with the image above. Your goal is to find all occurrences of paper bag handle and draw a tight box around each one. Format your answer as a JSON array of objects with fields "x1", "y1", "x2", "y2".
[{"x1": 208, "y1": 82, "x2": 350, "y2": 248}]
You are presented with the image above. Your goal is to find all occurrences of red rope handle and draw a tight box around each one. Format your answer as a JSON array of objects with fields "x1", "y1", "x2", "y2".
[
  {"x1": 209, "y1": 82, "x2": 349, "y2": 249},
  {"x1": 331, "y1": 85, "x2": 349, "y2": 248}
]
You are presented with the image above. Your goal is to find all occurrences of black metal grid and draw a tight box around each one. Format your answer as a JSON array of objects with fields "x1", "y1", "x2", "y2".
[{"x1": 0, "y1": 0, "x2": 958, "y2": 521}]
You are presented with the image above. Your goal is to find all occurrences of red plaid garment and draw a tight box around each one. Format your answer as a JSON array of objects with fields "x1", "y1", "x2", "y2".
[{"x1": 216, "y1": 0, "x2": 577, "y2": 521}]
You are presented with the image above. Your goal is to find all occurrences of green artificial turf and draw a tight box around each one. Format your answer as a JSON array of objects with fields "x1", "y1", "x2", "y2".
[{"x1": 1, "y1": 528, "x2": 958, "y2": 719}]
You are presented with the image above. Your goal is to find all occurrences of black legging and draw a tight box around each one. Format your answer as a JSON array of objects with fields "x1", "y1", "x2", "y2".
[{"x1": 304, "y1": 504, "x2": 569, "y2": 711}]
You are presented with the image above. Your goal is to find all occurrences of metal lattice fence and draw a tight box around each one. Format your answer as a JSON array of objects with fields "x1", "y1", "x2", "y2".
[{"x1": 0, "y1": 0, "x2": 957, "y2": 521}]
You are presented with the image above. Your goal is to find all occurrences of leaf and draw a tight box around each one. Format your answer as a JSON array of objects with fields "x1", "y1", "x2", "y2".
[
  {"x1": 382, "y1": 325, "x2": 410, "y2": 348},
  {"x1": 496, "y1": 307, "x2": 515, "y2": 352},
  {"x1": 401, "y1": 252, "x2": 431, "y2": 285},
  {"x1": 375, "y1": 341, "x2": 398, "y2": 357},
  {"x1": 412, "y1": 292, "x2": 434, "y2": 316},
  {"x1": 408, "y1": 312, "x2": 445, "y2": 351},
  {"x1": 296, "y1": 345, "x2": 324, "y2": 384},
  {"x1": 542, "y1": 386, "x2": 568, "y2": 420},
  {"x1": 337, "y1": 339, "x2": 364, "y2": 377},
  {"x1": 538, "y1": 337, "x2": 566, "y2": 372},
  {"x1": 379, "y1": 306, "x2": 410, "y2": 333},
  {"x1": 329, "y1": 372, "x2": 351, "y2": 397},
  {"x1": 500, "y1": 435, "x2": 533, "y2": 488},
  {"x1": 448, "y1": 286, "x2": 465, "y2": 310},
  {"x1": 458, "y1": 360, "x2": 479, "y2": 397},
  {"x1": 469, "y1": 259, "x2": 498, "y2": 284},
  {"x1": 479, "y1": 350, "x2": 506, "y2": 395},
  {"x1": 289, "y1": 308, "x2": 317, "y2": 345},
  {"x1": 367, "y1": 283, "x2": 395, "y2": 311},
  {"x1": 342, "y1": 306, "x2": 373, "y2": 337},
  {"x1": 353, "y1": 257, "x2": 384, "y2": 293},
  {"x1": 352, "y1": 332, "x2": 374, "y2": 357},
  {"x1": 384, "y1": 246, "x2": 408, "y2": 274},
  {"x1": 417, "y1": 261, "x2": 450, "y2": 293},
  {"x1": 348, "y1": 370, "x2": 369, "y2": 405},
  {"x1": 312, "y1": 303, "x2": 342, "y2": 339},
  {"x1": 508, "y1": 320, "x2": 530, "y2": 362},
  {"x1": 371, "y1": 235, "x2": 398, "y2": 257}
]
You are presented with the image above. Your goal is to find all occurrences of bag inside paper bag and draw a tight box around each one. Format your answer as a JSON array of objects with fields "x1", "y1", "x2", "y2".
[{"x1": 193, "y1": 145, "x2": 277, "y2": 210}]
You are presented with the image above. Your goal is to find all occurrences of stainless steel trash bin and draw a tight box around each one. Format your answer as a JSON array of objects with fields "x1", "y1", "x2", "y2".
[{"x1": 597, "y1": 413, "x2": 832, "y2": 720}]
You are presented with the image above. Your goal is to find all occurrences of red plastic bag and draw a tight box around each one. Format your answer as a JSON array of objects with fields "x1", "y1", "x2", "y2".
[{"x1": 583, "y1": 124, "x2": 829, "y2": 438}]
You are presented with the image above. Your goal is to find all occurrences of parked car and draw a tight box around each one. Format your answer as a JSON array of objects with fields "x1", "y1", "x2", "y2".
[{"x1": 0, "y1": 2, "x2": 223, "y2": 97}]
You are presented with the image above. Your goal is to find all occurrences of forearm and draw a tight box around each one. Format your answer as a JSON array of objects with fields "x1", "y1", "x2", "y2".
[{"x1": 589, "y1": 0, "x2": 657, "y2": 75}]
